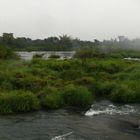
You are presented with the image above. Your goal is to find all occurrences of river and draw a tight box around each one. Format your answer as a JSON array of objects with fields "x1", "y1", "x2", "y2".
[
  {"x1": 17, "y1": 51, "x2": 75, "y2": 60},
  {"x1": 0, "y1": 100, "x2": 139, "y2": 140}
]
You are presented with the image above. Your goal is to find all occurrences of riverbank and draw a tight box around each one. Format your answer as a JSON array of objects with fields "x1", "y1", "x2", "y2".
[{"x1": 0, "y1": 58, "x2": 140, "y2": 114}]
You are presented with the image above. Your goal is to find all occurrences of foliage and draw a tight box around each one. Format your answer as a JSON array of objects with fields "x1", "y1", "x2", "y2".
[
  {"x1": 63, "y1": 85, "x2": 94, "y2": 107},
  {"x1": 0, "y1": 91, "x2": 40, "y2": 114},
  {"x1": 48, "y1": 54, "x2": 60, "y2": 59},
  {"x1": 41, "y1": 93, "x2": 64, "y2": 109},
  {"x1": 0, "y1": 45, "x2": 18, "y2": 59},
  {"x1": 110, "y1": 83, "x2": 140, "y2": 103},
  {"x1": 74, "y1": 48, "x2": 104, "y2": 59},
  {"x1": 0, "y1": 33, "x2": 140, "y2": 52},
  {"x1": 0, "y1": 57, "x2": 140, "y2": 114},
  {"x1": 33, "y1": 53, "x2": 44, "y2": 59}
]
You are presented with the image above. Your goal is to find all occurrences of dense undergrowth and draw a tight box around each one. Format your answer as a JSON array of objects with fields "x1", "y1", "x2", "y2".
[
  {"x1": 0, "y1": 57, "x2": 140, "y2": 114},
  {"x1": 0, "y1": 46, "x2": 140, "y2": 114},
  {"x1": 0, "y1": 45, "x2": 18, "y2": 59}
]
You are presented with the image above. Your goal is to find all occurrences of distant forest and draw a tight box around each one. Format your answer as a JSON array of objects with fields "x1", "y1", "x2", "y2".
[{"x1": 0, "y1": 33, "x2": 140, "y2": 51}]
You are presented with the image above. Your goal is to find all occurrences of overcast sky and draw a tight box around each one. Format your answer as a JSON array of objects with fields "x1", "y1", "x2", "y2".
[{"x1": 0, "y1": 0, "x2": 140, "y2": 41}]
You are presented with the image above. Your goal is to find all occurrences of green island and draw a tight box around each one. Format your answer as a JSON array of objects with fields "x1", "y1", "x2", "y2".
[{"x1": 0, "y1": 34, "x2": 140, "y2": 114}]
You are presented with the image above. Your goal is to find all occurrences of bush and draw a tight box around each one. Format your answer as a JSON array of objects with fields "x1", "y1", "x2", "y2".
[
  {"x1": 63, "y1": 85, "x2": 94, "y2": 107},
  {"x1": 75, "y1": 76, "x2": 96, "y2": 85},
  {"x1": 41, "y1": 87, "x2": 64, "y2": 109},
  {"x1": 0, "y1": 81, "x2": 13, "y2": 90},
  {"x1": 75, "y1": 76, "x2": 96, "y2": 94},
  {"x1": 0, "y1": 45, "x2": 18, "y2": 59},
  {"x1": 110, "y1": 84, "x2": 140, "y2": 103},
  {"x1": 41, "y1": 93, "x2": 64, "y2": 109},
  {"x1": 98, "y1": 60, "x2": 124, "y2": 74},
  {"x1": 96, "y1": 81, "x2": 117, "y2": 97},
  {"x1": 60, "y1": 70, "x2": 83, "y2": 80},
  {"x1": 48, "y1": 54, "x2": 60, "y2": 59},
  {"x1": 0, "y1": 91, "x2": 40, "y2": 114},
  {"x1": 40, "y1": 86, "x2": 58, "y2": 96},
  {"x1": 74, "y1": 48, "x2": 104, "y2": 59},
  {"x1": 12, "y1": 74, "x2": 48, "y2": 92},
  {"x1": 33, "y1": 53, "x2": 44, "y2": 59}
]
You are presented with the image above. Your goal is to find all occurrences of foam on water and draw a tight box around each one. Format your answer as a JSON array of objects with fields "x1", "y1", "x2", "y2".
[
  {"x1": 124, "y1": 57, "x2": 140, "y2": 61},
  {"x1": 51, "y1": 132, "x2": 85, "y2": 140},
  {"x1": 51, "y1": 132, "x2": 73, "y2": 140},
  {"x1": 85, "y1": 101, "x2": 140, "y2": 116}
]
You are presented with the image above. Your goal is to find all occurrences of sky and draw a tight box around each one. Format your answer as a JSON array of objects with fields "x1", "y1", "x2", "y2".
[{"x1": 0, "y1": 0, "x2": 140, "y2": 41}]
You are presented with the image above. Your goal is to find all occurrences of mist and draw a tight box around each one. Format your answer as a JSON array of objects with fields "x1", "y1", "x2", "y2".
[{"x1": 0, "y1": 0, "x2": 140, "y2": 41}]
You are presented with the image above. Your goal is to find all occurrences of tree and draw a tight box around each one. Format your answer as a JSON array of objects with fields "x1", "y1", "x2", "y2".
[
  {"x1": 59, "y1": 35, "x2": 73, "y2": 49},
  {"x1": 15, "y1": 37, "x2": 32, "y2": 48},
  {"x1": 2, "y1": 33, "x2": 14, "y2": 45}
]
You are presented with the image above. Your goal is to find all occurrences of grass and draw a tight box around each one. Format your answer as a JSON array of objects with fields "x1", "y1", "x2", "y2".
[
  {"x1": 0, "y1": 90, "x2": 40, "y2": 114},
  {"x1": 62, "y1": 85, "x2": 94, "y2": 107},
  {"x1": 110, "y1": 83, "x2": 140, "y2": 103},
  {"x1": 40, "y1": 86, "x2": 64, "y2": 109},
  {"x1": 0, "y1": 45, "x2": 19, "y2": 59},
  {"x1": 41, "y1": 92, "x2": 64, "y2": 109},
  {"x1": 0, "y1": 53, "x2": 140, "y2": 114}
]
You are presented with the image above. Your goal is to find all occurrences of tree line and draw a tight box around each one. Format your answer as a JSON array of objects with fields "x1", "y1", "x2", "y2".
[
  {"x1": 0, "y1": 33, "x2": 95, "y2": 51},
  {"x1": 0, "y1": 33, "x2": 140, "y2": 51}
]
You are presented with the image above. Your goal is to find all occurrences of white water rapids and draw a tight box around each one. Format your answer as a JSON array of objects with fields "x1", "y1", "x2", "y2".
[{"x1": 85, "y1": 100, "x2": 140, "y2": 116}]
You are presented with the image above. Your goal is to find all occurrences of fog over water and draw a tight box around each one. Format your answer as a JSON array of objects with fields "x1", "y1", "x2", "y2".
[{"x1": 0, "y1": 0, "x2": 140, "y2": 40}]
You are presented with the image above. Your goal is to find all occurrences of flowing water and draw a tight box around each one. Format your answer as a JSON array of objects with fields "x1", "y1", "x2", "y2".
[
  {"x1": 17, "y1": 52, "x2": 140, "y2": 61},
  {"x1": 0, "y1": 100, "x2": 139, "y2": 140},
  {"x1": 17, "y1": 51, "x2": 75, "y2": 60},
  {"x1": 124, "y1": 58, "x2": 140, "y2": 61}
]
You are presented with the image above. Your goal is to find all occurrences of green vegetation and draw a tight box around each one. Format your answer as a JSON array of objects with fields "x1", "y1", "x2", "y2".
[
  {"x1": 0, "y1": 45, "x2": 18, "y2": 59},
  {"x1": 0, "y1": 91, "x2": 40, "y2": 114},
  {"x1": 33, "y1": 53, "x2": 44, "y2": 59},
  {"x1": 74, "y1": 48, "x2": 104, "y2": 59},
  {"x1": 0, "y1": 45, "x2": 140, "y2": 114},
  {"x1": 41, "y1": 93, "x2": 64, "y2": 109},
  {"x1": 63, "y1": 85, "x2": 94, "y2": 107},
  {"x1": 41, "y1": 87, "x2": 64, "y2": 109},
  {"x1": 1, "y1": 33, "x2": 140, "y2": 52},
  {"x1": 0, "y1": 57, "x2": 140, "y2": 113},
  {"x1": 48, "y1": 54, "x2": 60, "y2": 59}
]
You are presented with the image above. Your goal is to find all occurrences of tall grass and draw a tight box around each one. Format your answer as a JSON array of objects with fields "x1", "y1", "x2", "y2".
[
  {"x1": 0, "y1": 45, "x2": 19, "y2": 59},
  {"x1": 0, "y1": 91, "x2": 40, "y2": 114},
  {"x1": 63, "y1": 85, "x2": 94, "y2": 107},
  {"x1": 0, "y1": 56, "x2": 140, "y2": 114}
]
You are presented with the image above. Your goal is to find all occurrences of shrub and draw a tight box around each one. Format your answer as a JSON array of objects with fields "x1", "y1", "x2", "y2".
[
  {"x1": 0, "y1": 81, "x2": 13, "y2": 90},
  {"x1": 74, "y1": 48, "x2": 104, "y2": 59},
  {"x1": 113, "y1": 72, "x2": 130, "y2": 81},
  {"x1": 63, "y1": 85, "x2": 94, "y2": 107},
  {"x1": 33, "y1": 53, "x2": 44, "y2": 59},
  {"x1": 110, "y1": 84, "x2": 140, "y2": 103},
  {"x1": 75, "y1": 76, "x2": 96, "y2": 94},
  {"x1": 0, "y1": 91, "x2": 40, "y2": 114},
  {"x1": 98, "y1": 61, "x2": 124, "y2": 74},
  {"x1": 75, "y1": 76, "x2": 96, "y2": 85},
  {"x1": 40, "y1": 86, "x2": 58, "y2": 96},
  {"x1": 60, "y1": 70, "x2": 83, "y2": 80},
  {"x1": 12, "y1": 75, "x2": 48, "y2": 92},
  {"x1": 41, "y1": 93, "x2": 64, "y2": 109},
  {"x1": 48, "y1": 54, "x2": 60, "y2": 59},
  {"x1": 0, "y1": 45, "x2": 18, "y2": 59},
  {"x1": 96, "y1": 81, "x2": 117, "y2": 97}
]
